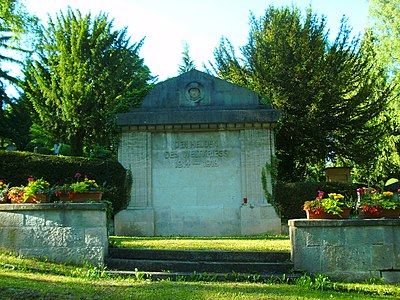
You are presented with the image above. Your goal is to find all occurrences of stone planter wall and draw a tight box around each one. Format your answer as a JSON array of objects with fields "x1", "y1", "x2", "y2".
[
  {"x1": 0, "y1": 203, "x2": 108, "y2": 266},
  {"x1": 289, "y1": 219, "x2": 400, "y2": 283}
]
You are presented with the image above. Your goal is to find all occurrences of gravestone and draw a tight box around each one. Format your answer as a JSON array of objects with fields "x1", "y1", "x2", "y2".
[{"x1": 115, "y1": 70, "x2": 281, "y2": 236}]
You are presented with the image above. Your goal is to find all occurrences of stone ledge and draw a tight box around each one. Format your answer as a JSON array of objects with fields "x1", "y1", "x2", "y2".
[
  {"x1": 0, "y1": 203, "x2": 107, "y2": 211},
  {"x1": 289, "y1": 218, "x2": 400, "y2": 282},
  {"x1": 117, "y1": 109, "x2": 281, "y2": 126},
  {"x1": 120, "y1": 122, "x2": 275, "y2": 132},
  {"x1": 0, "y1": 204, "x2": 108, "y2": 266},
  {"x1": 288, "y1": 218, "x2": 400, "y2": 227}
]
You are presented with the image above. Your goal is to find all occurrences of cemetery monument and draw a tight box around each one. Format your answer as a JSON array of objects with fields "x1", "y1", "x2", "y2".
[{"x1": 115, "y1": 70, "x2": 281, "y2": 236}]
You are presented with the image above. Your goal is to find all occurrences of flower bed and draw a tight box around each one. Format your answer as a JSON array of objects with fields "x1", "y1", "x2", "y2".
[{"x1": 1, "y1": 173, "x2": 106, "y2": 204}]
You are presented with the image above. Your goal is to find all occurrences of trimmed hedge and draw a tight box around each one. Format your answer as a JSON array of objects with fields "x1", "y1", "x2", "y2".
[
  {"x1": 275, "y1": 181, "x2": 358, "y2": 221},
  {"x1": 0, "y1": 151, "x2": 129, "y2": 215}
]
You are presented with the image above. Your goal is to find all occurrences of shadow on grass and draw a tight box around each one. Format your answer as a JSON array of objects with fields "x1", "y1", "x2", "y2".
[{"x1": 0, "y1": 269, "x2": 393, "y2": 300}]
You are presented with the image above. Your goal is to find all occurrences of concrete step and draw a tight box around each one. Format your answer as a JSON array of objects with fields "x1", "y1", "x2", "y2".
[
  {"x1": 108, "y1": 248, "x2": 290, "y2": 263},
  {"x1": 105, "y1": 270, "x2": 300, "y2": 282},
  {"x1": 106, "y1": 257, "x2": 293, "y2": 273},
  {"x1": 106, "y1": 248, "x2": 294, "y2": 276}
]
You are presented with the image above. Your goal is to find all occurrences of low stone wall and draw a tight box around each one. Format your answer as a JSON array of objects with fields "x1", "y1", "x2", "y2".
[
  {"x1": 289, "y1": 219, "x2": 400, "y2": 283},
  {"x1": 0, "y1": 203, "x2": 108, "y2": 266}
]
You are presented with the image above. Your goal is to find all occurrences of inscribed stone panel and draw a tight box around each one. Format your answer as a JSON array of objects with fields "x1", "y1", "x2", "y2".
[{"x1": 152, "y1": 131, "x2": 241, "y2": 235}]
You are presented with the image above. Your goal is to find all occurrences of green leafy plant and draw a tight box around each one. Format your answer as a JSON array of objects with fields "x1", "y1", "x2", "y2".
[
  {"x1": 55, "y1": 172, "x2": 105, "y2": 199},
  {"x1": 357, "y1": 187, "x2": 399, "y2": 214},
  {"x1": 22, "y1": 177, "x2": 50, "y2": 201},
  {"x1": 69, "y1": 173, "x2": 103, "y2": 192},
  {"x1": 303, "y1": 190, "x2": 350, "y2": 217}
]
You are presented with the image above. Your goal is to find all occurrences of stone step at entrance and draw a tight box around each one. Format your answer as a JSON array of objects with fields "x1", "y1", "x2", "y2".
[{"x1": 106, "y1": 248, "x2": 297, "y2": 281}]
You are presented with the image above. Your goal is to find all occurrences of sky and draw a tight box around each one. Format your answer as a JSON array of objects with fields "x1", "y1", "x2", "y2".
[{"x1": 24, "y1": 0, "x2": 370, "y2": 82}]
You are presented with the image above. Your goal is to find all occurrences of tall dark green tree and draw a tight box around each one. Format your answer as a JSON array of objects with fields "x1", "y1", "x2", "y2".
[
  {"x1": 178, "y1": 42, "x2": 196, "y2": 74},
  {"x1": 25, "y1": 8, "x2": 152, "y2": 156},
  {"x1": 361, "y1": 0, "x2": 400, "y2": 183},
  {"x1": 0, "y1": 0, "x2": 36, "y2": 148},
  {"x1": 213, "y1": 6, "x2": 393, "y2": 182}
]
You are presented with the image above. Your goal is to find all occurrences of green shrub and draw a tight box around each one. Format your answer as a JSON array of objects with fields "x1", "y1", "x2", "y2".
[
  {"x1": 36, "y1": 147, "x2": 53, "y2": 155},
  {"x1": 275, "y1": 181, "x2": 358, "y2": 221},
  {"x1": 0, "y1": 150, "x2": 129, "y2": 214},
  {"x1": 88, "y1": 145, "x2": 113, "y2": 159},
  {"x1": 58, "y1": 144, "x2": 72, "y2": 156}
]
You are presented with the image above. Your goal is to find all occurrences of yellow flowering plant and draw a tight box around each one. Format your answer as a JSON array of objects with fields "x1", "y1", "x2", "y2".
[
  {"x1": 357, "y1": 187, "x2": 399, "y2": 213},
  {"x1": 22, "y1": 178, "x2": 51, "y2": 201},
  {"x1": 55, "y1": 173, "x2": 104, "y2": 199},
  {"x1": 69, "y1": 177, "x2": 101, "y2": 193},
  {"x1": 303, "y1": 191, "x2": 350, "y2": 217}
]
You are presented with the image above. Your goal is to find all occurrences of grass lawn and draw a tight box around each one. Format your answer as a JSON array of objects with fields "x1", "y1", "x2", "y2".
[
  {"x1": 0, "y1": 256, "x2": 400, "y2": 299},
  {"x1": 0, "y1": 236, "x2": 399, "y2": 299},
  {"x1": 109, "y1": 235, "x2": 291, "y2": 252}
]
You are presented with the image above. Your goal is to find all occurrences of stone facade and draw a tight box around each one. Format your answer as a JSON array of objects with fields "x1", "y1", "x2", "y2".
[
  {"x1": 0, "y1": 203, "x2": 108, "y2": 266},
  {"x1": 289, "y1": 219, "x2": 400, "y2": 283},
  {"x1": 115, "y1": 70, "x2": 281, "y2": 236}
]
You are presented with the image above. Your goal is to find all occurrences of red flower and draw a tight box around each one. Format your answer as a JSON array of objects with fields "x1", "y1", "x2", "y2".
[
  {"x1": 27, "y1": 177, "x2": 33, "y2": 181},
  {"x1": 74, "y1": 173, "x2": 82, "y2": 178},
  {"x1": 369, "y1": 207, "x2": 380, "y2": 214}
]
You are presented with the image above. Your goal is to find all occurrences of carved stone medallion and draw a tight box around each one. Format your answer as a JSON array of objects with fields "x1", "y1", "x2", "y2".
[{"x1": 185, "y1": 82, "x2": 204, "y2": 103}]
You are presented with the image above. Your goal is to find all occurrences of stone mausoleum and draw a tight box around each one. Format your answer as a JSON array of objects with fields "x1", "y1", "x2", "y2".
[{"x1": 115, "y1": 70, "x2": 281, "y2": 236}]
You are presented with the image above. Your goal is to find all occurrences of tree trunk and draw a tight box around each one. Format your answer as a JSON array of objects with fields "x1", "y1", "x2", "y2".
[{"x1": 69, "y1": 131, "x2": 85, "y2": 156}]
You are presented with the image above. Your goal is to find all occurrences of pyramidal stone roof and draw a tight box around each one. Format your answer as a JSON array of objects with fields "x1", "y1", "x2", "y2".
[{"x1": 117, "y1": 69, "x2": 281, "y2": 126}]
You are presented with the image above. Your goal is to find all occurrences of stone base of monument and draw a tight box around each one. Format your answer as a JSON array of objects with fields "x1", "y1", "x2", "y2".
[
  {"x1": 114, "y1": 208, "x2": 155, "y2": 236},
  {"x1": 240, "y1": 204, "x2": 281, "y2": 235},
  {"x1": 114, "y1": 204, "x2": 281, "y2": 236}
]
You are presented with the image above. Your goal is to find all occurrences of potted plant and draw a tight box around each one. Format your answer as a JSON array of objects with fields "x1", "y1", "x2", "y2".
[
  {"x1": 22, "y1": 177, "x2": 51, "y2": 203},
  {"x1": 7, "y1": 178, "x2": 51, "y2": 204},
  {"x1": 357, "y1": 187, "x2": 400, "y2": 218},
  {"x1": 303, "y1": 190, "x2": 352, "y2": 219},
  {"x1": 7, "y1": 186, "x2": 24, "y2": 203},
  {"x1": 55, "y1": 173, "x2": 104, "y2": 202},
  {"x1": 0, "y1": 180, "x2": 9, "y2": 203}
]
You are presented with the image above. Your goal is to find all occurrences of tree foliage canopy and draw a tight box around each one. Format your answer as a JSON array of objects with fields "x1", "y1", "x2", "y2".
[
  {"x1": 365, "y1": 0, "x2": 400, "y2": 183},
  {"x1": 213, "y1": 6, "x2": 393, "y2": 182},
  {"x1": 25, "y1": 8, "x2": 152, "y2": 156},
  {"x1": 178, "y1": 42, "x2": 196, "y2": 74},
  {"x1": 0, "y1": 0, "x2": 36, "y2": 148}
]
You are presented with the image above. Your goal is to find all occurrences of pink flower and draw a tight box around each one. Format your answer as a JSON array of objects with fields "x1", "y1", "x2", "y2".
[
  {"x1": 74, "y1": 172, "x2": 82, "y2": 178},
  {"x1": 315, "y1": 190, "x2": 324, "y2": 200},
  {"x1": 27, "y1": 177, "x2": 33, "y2": 181}
]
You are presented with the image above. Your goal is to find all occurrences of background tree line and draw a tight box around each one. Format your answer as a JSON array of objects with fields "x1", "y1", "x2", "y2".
[
  {"x1": 211, "y1": 2, "x2": 400, "y2": 185},
  {"x1": 0, "y1": 0, "x2": 399, "y2": 185}
]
